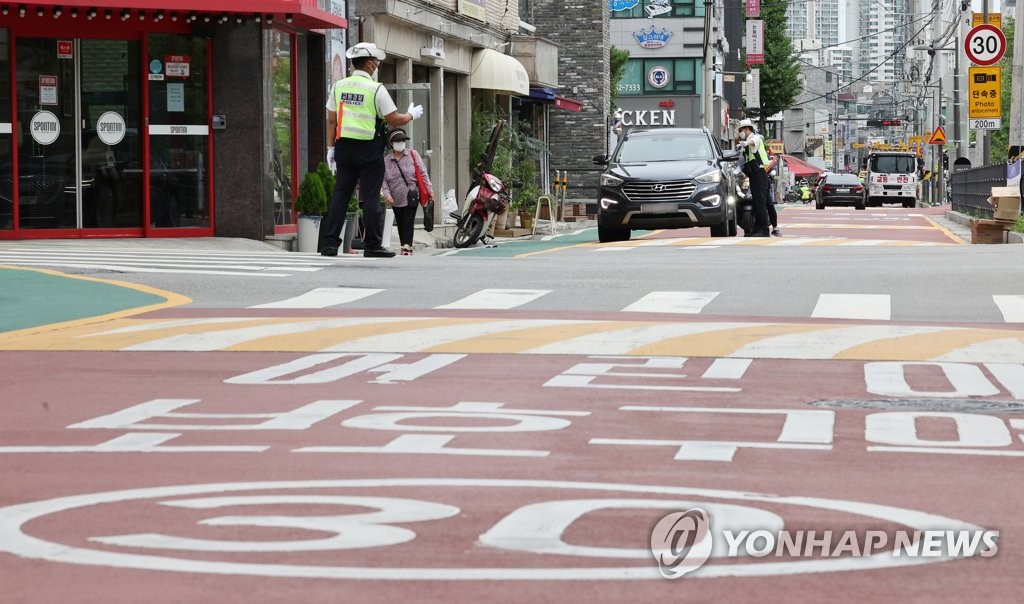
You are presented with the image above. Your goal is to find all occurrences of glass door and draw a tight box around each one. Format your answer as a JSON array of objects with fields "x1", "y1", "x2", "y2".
[
  {"x1": 14, "y1": 38, "x2": 77, "y2": 229},
  {"x1": 13, "y1": 37, "x2": 141, "y2": 230},
  {"x1": 146, "y1": 34, "x2": 210, "y2": 229},
  {"x1": 80, "y1": 39, "x2": 143, "y2": 229}
]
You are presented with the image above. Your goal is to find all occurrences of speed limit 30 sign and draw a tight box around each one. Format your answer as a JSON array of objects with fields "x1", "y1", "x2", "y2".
[{"x1": 965, "y1": 23, "x2": 1006, "y2": 66}]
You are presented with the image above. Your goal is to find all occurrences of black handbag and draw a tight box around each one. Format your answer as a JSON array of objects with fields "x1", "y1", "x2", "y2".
[{"x1": 422, "y1": 199, "x2": 434, "y2": 232}]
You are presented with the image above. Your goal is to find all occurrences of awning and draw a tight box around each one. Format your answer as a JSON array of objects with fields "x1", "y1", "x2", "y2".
[
  {"x1": 470, "y1": 48, "x2": 530, "y2": 96},
  {"x1": 779, "y1": 154, "x2": 824, "y2": 177},
  {"x1": 554, "y1": 96, "x2": 583, "y2": 112},
  {"x1": 10, "y1": 0, "x2": 347, "y2": 30}
]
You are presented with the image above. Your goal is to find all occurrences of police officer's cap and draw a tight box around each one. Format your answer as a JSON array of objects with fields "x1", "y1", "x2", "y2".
[
  {"x1": 736, "y1": 118, "x2": 755, "y2": 132},
  {"x1": 346, "y1": 42, "x2": 386, "y2": 61}
]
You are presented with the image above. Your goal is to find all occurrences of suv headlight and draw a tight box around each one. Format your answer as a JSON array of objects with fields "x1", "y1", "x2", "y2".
[
  {"x1": 600, "y1": 173, "x2": 624, "y2": 187},
  {"x1": 694, "y1": 169, "x2": 721, "y2": 184}
]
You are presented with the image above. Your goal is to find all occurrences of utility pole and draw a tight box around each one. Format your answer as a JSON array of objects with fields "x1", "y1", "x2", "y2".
[
  {"x1": 702, "y1": 0, "x2": 714, "y2": 133},
  {"x1": 1009, "y1": 0, "x2": 1024, "y2": 160},
  {"x1": 953, "y1": 14, "x2": 962, "y2": 161},
  {"x1": 980, "y1": 0, "x2": 989, "y2": 164}
]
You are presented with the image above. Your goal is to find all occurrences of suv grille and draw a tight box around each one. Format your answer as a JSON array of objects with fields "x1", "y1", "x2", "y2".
[{"x1": 622, "y1": 179, "x2": 696, "y2": 202}]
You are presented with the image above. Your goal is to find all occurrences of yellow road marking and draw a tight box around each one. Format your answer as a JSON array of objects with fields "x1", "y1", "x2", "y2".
[
  {"x1": 225, "y1": 317, "x2": 482, "y2": 352},
  {"x1": 629, "y1": 323, "x2": 832, "y2": 357},
  {"x1": 424, "y1": 320, "x2": 649, "y2": 353},
  {"x1": 0, "y1": 265, "x2": 190, "y2": 343},
  {"x1": 836, "y1": 328, "x2": 1024, "y2": 360},
  {"x1": 923, "y1": 215, "x2": 967, "y2": 245}
]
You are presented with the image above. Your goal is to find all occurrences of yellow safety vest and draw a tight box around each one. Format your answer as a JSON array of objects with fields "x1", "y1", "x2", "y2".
[
  {"x1": 332, "y1": 73, "x2": 381, "y2": 141},
  {"x1": 744, "y1": 137, "x2": 770, "y2": 169}
]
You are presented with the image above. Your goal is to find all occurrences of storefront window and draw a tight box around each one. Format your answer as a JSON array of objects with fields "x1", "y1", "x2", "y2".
[
  {"x1": 0, "y1": 30, "x2": 11, "y2": 230},
  {"x1": 266, "y1": 30, "x2": 293, "y2": 226},
  {"x1": 147, "y1": 34, "x2": 209, "y2": 229},
  {"x1": 610, "y1": 0, "x2": 705, "y2": 19}
]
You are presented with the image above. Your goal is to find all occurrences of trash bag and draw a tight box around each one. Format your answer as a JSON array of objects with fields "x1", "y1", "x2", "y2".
[{"x1": 443, "y1": 189, "x2": 459, "y2": 224}]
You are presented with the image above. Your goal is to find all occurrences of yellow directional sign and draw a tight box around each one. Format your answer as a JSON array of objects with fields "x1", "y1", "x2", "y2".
[
  {"x1": 968, "y1": 66, "x2": 1001, "y2": 119},
  {"x1": 909, "y1": 135, "x2": 925, "y2": 146},
  {"x1": 972, "y1": 12, "x2": 1002, "y2": 29}
]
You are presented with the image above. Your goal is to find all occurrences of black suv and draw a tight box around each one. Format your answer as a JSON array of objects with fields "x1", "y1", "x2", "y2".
[{"x1": 593, "y1": 127, "x2": 740, "y2": 242}]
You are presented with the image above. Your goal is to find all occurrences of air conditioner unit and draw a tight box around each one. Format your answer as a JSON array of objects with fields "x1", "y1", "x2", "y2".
[{"x1": 420, "y1": 47, "x2": 445, "y2": 60}]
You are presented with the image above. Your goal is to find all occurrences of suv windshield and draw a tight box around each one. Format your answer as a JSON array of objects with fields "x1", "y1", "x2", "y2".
[
  {"x1": 615, "y1": 133, "x2": 713, "y2": 163},
  {"x1": 869, "y1": 155, "x2": 916, "y2": 174}
]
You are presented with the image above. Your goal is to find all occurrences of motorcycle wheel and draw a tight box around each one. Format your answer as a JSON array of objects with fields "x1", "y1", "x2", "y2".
[{"x1": 453, "y1": 213, "x2": 485, "y2": 248}]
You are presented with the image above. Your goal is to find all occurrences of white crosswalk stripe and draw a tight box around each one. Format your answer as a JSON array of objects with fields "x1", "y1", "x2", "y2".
[
  {"x1": 623, "y1": 291, "x2": 719, "y2": 314},
  {"x1": 811, "y1": 294, "x2": 891, "y2": 320},
  {"x1": 435, "y1": 289, "x2": 551, "y2": 310},
  {"x1": 0, "y1": 246, "x2": 334, "y2": 277},
  {"x1": 249, "y1": 287, "x2": 384, "y2": 309},
  {"x1": 993, "y1": 295, "x2": 1024, "y2": 323}
]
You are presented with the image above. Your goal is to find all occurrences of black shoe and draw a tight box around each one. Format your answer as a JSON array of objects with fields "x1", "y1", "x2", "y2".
[
  {"x1": 771, "y1": 228, "x2": 781, "y2": 236},
  {"x1": 363, "y1": 247, "x2": 396, "y2": 258},
  {"x1": 320, "y1": 247, "x2": 338, "y2": 257},
  {"x1": 751, "y1": 230, "x2": 770, "y2": 237}
]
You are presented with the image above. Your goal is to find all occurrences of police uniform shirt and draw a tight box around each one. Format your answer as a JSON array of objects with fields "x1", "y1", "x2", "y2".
[{"x1": 325, "y1": 70, "x2": 397, "y2": 117}]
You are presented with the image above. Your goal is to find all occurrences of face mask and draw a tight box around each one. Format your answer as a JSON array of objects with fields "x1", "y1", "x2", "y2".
[
  {"x1": 739, "y1": 131, "x2": 748, "y2": 140},
  {"x1": 393, "y1": 142, "x2": 407, "y2": 152},
  {"x1": 369, "y1": 61, "x2": 380, "y2": 81}
]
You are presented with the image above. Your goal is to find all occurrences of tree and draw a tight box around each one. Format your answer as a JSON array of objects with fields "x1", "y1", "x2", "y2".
[
  {"x1": 989, "y1": 15, "x2": 1013, "y2": 162},
  {"x1": 609, "y1": 46, "x2": 631, "y2": 113},
  {"x1": 749, "y1": 0, "x2": 801, "y2": 129}
]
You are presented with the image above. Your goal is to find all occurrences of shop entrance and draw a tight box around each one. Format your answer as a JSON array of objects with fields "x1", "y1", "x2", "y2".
[
  {"x1": 2, "y1": 31, "x2": 211, "y2": 236},
  {"x1": 14, "y1": 37, "x2": 144, "y2": 230}
]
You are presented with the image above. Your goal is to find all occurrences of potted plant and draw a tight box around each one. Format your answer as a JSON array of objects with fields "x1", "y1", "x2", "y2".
[{"x1": 294, "y1": 171, "x2": 328, "y2": 253}]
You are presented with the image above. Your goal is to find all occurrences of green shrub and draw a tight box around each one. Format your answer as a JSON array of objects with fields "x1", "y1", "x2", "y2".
[
  {"x1": 1013, "y1": 214, "x2": 1024, "y2": 233},
  {"x1": 316, "y1": 162, "x2": 335, "y2": 202},
  {"x1": 294, "y1": 172, "x2": 328, "y2": 216}
]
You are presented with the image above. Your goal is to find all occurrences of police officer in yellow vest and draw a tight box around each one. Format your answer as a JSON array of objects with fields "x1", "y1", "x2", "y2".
[
  {"x1": 321, "y1": 42, "x2": 423, "y2": 257},
  {"x1": 735, "y1": 118, "x2": 771, "y2": 237}
]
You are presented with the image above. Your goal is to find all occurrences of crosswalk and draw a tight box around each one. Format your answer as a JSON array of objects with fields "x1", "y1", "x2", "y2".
[
  {"x1": 0, "y1": 247, "x2": 337, "y2": 277},
  {"x1": 250, "y1": 287, "x2": 1024, "y2": 323}
]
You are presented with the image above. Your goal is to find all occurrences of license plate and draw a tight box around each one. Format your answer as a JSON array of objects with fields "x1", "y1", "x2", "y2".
[
  {"x1": 836, "y1": 188, "x2": 849, "y2": 193},
  {"x1": 642, "y1": 203, "x2": 678, "y2": 214}
]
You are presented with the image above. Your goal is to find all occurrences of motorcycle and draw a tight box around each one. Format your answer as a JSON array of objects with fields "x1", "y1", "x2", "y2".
[
  {"x1": 451, "y1": 162, "x2": 511, "y2": 248},
  {"x1": 450, "y1": 120, "x2": 511, "y2": 248}
]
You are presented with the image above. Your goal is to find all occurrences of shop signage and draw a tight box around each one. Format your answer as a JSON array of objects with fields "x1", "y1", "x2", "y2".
[
  {"x1": 746, "y1": 0, "x2": 760, "y2": 17},
  {"x1": 458, "y1": 0, "x2": 485, "y2": 20},
  {"x1": 38, "y1": 76, "x2": 58, "y2": 105},
  {"x1": 767, "y1": 140, "x2": 784, "y2": 154},
  {"x1": 746, "y1": 20, "x2": 764, "y2": 64},
  {"x1": 57, "y1": 40, "x2": 73, "y2": 59},
  {"x1": 96, "y1": 112, "x2": 126, "y2": 146},
  {"x1": 149, "y1": 125, "x2": 210, "y2": 136},
  {"x1": 647, "y1": 65, "x2": 670, "y2": 89},
  {"x1": 646, "y1": 0, "x2": 671, "y2": 18},
  {"x1": 29, "y1": 111, "x2": 60, "y2": 145},
  {"x1": 165, "y1": 55, "x2": 191, "y2": 78},
  {"x1": 149, "y1": 59, "x2": 163, "y2": 74},
  {"x1": 610, "y1": 0, "x2": 639, "y2": 10},
  {"x1": 633, "y1": 25, "x2": 672, "y2": 49},
  {"x1": 618, "y1": 109, "x2": 676, "y2": 127}
]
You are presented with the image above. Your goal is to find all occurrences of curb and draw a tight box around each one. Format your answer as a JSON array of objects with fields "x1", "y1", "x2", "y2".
[{"x1": 945, "y1": 210, "x2": 1023, "y2": 244}]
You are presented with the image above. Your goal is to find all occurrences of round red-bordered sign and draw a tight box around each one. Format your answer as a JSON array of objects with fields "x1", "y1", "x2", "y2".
[{"x1": 964, "y1": 23, "x2": 1006, "y2": 66}]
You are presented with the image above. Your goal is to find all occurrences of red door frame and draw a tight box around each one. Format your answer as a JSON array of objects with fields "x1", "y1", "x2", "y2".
[{"x1": 0, "y1": 16, "x2": 215, "y2": 240}]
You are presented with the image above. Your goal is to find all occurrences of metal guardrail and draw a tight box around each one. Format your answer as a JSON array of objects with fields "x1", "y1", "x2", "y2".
[{"x1": 949, "y1": 163, "x2": 1009, "y2": 218}]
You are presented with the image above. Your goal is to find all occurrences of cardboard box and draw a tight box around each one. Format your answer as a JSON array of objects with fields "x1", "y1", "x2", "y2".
[
  {"x1": 989, "y1": 186, "x2": 1021, "y2": 223},
  {"x1": 971, "y1": 218, "x2": 1007, "y2": 244}
]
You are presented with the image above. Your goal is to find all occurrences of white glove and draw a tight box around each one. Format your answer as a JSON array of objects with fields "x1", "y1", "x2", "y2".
[
  {"x1": 407, "y1": 102, "x2": 424, "y2": 120},
  {"x1": 326, "y1": 147, "x2": 335, "y2": 173}
]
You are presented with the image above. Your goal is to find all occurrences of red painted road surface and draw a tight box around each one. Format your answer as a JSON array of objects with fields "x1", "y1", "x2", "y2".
[
  {"x1": 0, "y1": 349, "x2": 1020, "y2": 602},
  {"x1": 641, "y1": 205, "x2": 962, "y2": 245}
]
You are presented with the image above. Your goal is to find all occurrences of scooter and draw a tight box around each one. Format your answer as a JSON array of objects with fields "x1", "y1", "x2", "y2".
[{"x1": 451, "y1": 162, "x2": 511, "y2": 248}]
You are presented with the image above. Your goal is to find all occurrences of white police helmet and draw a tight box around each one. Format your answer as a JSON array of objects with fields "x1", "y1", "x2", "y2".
[{"x1": 346, "y1": 42, "x2": 386, "y2": 61}]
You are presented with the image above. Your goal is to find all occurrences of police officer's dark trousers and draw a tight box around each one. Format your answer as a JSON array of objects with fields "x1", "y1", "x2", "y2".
[
  {"x1": 748, "y1": 167, "x2": 771, "y2": 234},
  {"x1": 323, "y1": 136, "x2": 387, "y2": 251}
]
